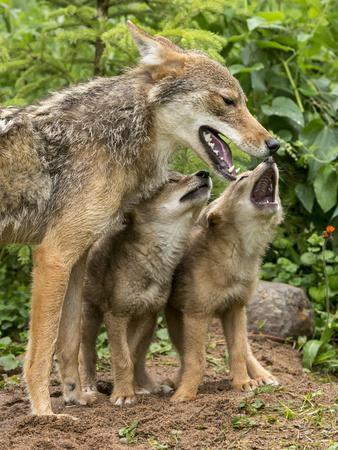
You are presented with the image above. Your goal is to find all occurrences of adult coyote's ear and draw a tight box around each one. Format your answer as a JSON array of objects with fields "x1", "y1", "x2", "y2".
[{"x1": 127, "y1": 21, "x2": 184, "y2": 66}]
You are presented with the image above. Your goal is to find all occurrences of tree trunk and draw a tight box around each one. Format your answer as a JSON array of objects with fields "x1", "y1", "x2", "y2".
[{"x1": 94, "y1": 0, "x2": 110, "y2": 76}]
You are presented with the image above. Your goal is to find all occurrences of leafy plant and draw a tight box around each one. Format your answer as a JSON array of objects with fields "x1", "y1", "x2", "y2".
[{"x1": 118, "y1": 420, "x2": 139, "y2": 445}]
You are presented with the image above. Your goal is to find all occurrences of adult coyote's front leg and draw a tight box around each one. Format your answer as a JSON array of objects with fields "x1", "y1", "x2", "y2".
[{"x1": 24, "y1": 239, "x2": 73, "y2": 416}]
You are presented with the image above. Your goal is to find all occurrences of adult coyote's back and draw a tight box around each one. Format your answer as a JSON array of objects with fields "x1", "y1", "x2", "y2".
[{"x1": 0, "y1": 22, "x2": 279, "y2": 416}]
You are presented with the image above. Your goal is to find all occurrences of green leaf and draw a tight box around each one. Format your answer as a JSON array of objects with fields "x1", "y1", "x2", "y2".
[
  {"x1": 257, "y1": 11, "x2": 285, "y2": 22},
  {"x1": 256, "y1": 40, "x2": 294, "y2": 52},
  {"x1": 300, "y1": 252, "x2": 317, "y2": 266},
  {"x1": 302, "y1": 339, "x2": 322, "y2": 370},
  {"x1": 309, "y1": 285, "x2": 326, "y2": 302},
  {"x1": 314, "y1": 166, "x2": 338, "y2": 212},
  {"x1": 0, "y1": 354, "x2": 20, "y2": 371},
  {"x1": 229, "y1": 62, "x2": 264, "y2": 75},
  {"x1": 262, "y1": 97, "x2": 304, "y2": 127},
  {"x1": 247, "y1": 16, "x2": 266, "y2": 31},
  {"x1": 295, "y1": 184, "x2": 315, "y2": 212}
]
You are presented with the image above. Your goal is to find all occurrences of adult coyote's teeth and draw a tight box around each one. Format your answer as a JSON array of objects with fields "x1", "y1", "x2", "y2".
[
  {"x1": 203, "y1": 132, "x2": 212, "y2": 143},
  {"x1": 236, "y1": 167, "x2": 241, "y2": 174},
  {"x1": 229, "y1": 165, "x2": 235, "y2": 173},
  {"x1": 209, "y1": 142, "x2": 215, "y2": 149},
  {"x1": 213, "y1": 149, "x2": 219, "y2": 156}
]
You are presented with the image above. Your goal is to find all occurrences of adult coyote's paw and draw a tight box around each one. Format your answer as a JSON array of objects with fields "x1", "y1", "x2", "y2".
[
  {"x1": 170, "y1": 388, "x2": 197, "y2": 403},
  {"x1": 110, "y1": 394, "x2": 136, "y2": 406},
  {"x1": 232, "y1": 378, "x2": 258, "y2": 392},
  {"x1": 252, "y1": 374, "x2": 279, "y2": 387}
]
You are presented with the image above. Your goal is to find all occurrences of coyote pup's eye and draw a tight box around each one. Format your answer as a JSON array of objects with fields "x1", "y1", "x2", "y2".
[{"x1": 223, "y1": 97, "x2": 235, "y2": 106}]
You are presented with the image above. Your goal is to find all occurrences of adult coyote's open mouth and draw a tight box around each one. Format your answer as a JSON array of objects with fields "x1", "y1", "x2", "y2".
[{"x1": 199, "y1": 126, "x2": 237, "y2": 181}]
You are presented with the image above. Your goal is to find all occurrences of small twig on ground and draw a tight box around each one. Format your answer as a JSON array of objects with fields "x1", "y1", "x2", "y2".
[{"x1": 248, "y1": 333, "x2": 290, "y2": 344}]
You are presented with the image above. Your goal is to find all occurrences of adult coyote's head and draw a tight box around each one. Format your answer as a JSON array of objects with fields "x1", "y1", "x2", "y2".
[{"x1": 128, "y1": 22, "x2": 279, "y2": 180}]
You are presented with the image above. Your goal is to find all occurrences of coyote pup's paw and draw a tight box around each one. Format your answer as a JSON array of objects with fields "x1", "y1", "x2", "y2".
[
  {"x1": 170, "y1": 389, "x2": 197, "y2": 403},
  {"x1": 232, "y1": 378, "x2": 258, "y2": 392},
  {"x1": 65, "y1": 389, "x2": 97, "y2": 407},
  {"x1": 110, "y1": 394, "x2": 136, "y2": 407}
]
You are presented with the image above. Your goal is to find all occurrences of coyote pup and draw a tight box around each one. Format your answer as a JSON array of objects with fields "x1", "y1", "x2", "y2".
[
  {"x1": 166, "y1": 158, "x2": 283, "y2": 402},
  {"x1": 80, "y1": 171, "x2": 212, "y2": 406}
]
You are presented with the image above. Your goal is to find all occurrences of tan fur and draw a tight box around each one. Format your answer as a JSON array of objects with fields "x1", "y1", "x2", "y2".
[
  {"x1": 166, "y1": 161, "x2": 283, "y2": 402},
  {"x1": 0, "y1": 22, "x2": 277, "y2": 416},
  {"x1": 79, "y1": 172, "x2": 211, "y2": 406}
]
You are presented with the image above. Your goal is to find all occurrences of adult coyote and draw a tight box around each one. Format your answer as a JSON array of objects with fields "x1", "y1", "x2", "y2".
[{"x1": 0, "y1": 22, "x2": 278, "y2": 415}]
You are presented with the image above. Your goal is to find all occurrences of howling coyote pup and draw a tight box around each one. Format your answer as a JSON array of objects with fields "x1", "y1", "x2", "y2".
[
  {"x1": 79, "y1": 171, "x2": 211, "y2": 406},
  {"x1": 0, "y1": 22, "x2": 278, "y2": 416},
  {"x1": 166, "y1": 158, "x2": 283, "y2": 402}
]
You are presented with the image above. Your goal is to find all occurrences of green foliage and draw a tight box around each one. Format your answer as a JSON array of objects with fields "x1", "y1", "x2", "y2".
[
  {"x1": 118, "y1": 420, "x2": 139, "y2": 445},
  {"x1": 0, "y1": 0, "x2": 337, "y2": 374}
]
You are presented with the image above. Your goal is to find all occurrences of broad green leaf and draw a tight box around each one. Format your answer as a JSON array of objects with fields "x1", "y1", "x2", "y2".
[
  {"x1": 262, "y1": 97, "x2": 304, "y2": 127},
  {"x1": 300, "y1": 118, "x2": 325, "y2": 147},
  {"x1": 295, "y1": 184, "x2": 315, "y2": 212},
  {"x1": 300, "y1": 252, "x2": 317, "y2": 266},
  {"x1": 314, "y1": 127, "x2": 338, "y2": 162},
  {"x1": 313, "y1": 166, "x2": 338, "y2": 212},
  {"x1": 0, "y1": 354, "x2": 20, "y2": 371},
  {"x1": 302, "y1": 339, "x2": 322, "y2": 370},
  {"x1": 309, "y1": 285, "x2": 326, "y2": 302},
  {"x1": 247, "y1": 16, "x2": 266, "y2": 31}
]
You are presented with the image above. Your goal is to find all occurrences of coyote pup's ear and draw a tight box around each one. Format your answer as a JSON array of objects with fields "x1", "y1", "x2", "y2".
[
  {"x1": 127, "y1": 21, "x2": 182, "y2": 66},
  {"x1": 197, "y1": 204, "x2": 221, "y2": 229}
]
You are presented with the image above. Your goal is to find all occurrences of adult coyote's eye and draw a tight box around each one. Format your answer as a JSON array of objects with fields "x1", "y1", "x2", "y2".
[{"x1": 223, "y1": 97, "x2": 235, "y2": 106}]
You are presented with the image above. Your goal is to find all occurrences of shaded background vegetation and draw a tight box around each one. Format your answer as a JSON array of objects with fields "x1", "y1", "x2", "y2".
[{"x1": 0, "y1": 0, "x2": 337, "y2": 374}]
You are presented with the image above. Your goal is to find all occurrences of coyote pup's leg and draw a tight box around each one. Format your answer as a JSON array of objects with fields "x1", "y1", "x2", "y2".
[
  {"x1": 129, "y1": 314, "x2": 169, "y2": 394},
  {"x1": 105, "y1": 313, "x2": 136, "y2": 406},
  {"x1": 55, "y1": 252, "x2": 96, "y2": 406},
  {"x1": 221, "y1": 305, "x2": 257, "y2": 391},
  {"x1": 246, "y1": 336, "x2": 279, "y2": 386},
  {"x1": 79, "y1": 302, "x2": 103, "y2": 393},
  {"x1": 165, "y1": 304, "x2": 185, "y2": 389},
  {"x1": 24, "y1": 241, "x2": 73, "y2": 416},
  {"x1": 170, "y1": 315, "x2": 209, "y2": 402}
]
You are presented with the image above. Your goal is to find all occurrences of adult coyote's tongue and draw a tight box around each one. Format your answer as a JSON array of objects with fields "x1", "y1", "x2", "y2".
[{"x1": 128, "y1": 21, "x2": 280, "y2": 180}]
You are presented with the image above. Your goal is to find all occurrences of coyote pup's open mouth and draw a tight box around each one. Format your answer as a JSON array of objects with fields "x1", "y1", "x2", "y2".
[
  {"x1": 251, "y1": 165, "x2": 278, "y2": 209},
  {"x1": 199, "y1": 126, "x2": 237, "y2": 181}
]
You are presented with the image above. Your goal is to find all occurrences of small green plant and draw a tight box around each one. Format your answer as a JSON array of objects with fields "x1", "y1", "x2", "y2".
[
  {"x1": 279, "y1": 401, "x2": 296, "y2": 420},
  {"x1": 118, "y1": 421, "x2": 139, "y2": 445},
  {"x1": 231, "y1": 415, "x2": 257, "y2": 429},
  {"x1": 239, "y1": 398, "x2": 265, "y2": 415}
]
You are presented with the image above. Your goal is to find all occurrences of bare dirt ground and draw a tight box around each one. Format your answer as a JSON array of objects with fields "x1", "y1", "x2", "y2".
[{"x1": 1, "y1": 322, "x2": 337, "y2": 450}]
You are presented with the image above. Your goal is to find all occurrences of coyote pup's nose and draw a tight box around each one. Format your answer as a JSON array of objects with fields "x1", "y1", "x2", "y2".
[
  {"x1": 196, "y1": 170, "x2": 210, "y2": 179},
  {"x1": 265, "y1": 139, "x2": 280, "y2": 155}
]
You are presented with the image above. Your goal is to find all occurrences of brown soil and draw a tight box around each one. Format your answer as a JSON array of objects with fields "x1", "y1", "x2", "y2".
[{"x1": 1, "y1": 322, "x2": 337, "y2": 450}]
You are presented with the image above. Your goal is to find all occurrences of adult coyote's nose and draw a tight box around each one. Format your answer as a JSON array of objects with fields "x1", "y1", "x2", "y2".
[{"x1": 265, "y1": 139, "x2": 280, "y2": 155}]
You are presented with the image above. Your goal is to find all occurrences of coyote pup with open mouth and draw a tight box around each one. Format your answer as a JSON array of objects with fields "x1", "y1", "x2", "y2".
[
  {"x1": 79, "y1": 171, "x2": 211, "y2": 406},
  {"x1": 166, "y1": 158, "x2": 283, "y2": 402}
]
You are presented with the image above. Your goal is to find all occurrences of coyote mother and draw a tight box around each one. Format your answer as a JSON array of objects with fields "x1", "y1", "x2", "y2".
[{"x1": 0, "y1": 22, "x2": 279, "y2": 416}]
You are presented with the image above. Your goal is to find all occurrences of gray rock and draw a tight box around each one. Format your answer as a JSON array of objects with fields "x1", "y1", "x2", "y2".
[{"x1": 247, "y1": 281, "x2": 314, "y2": 338}]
